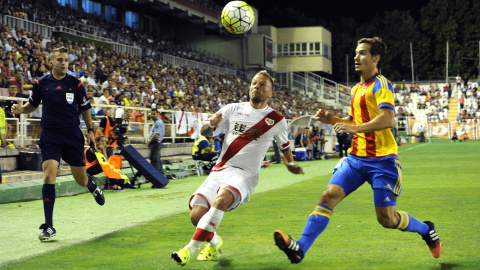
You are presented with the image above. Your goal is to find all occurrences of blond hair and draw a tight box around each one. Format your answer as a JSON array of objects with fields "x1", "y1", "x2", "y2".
[{"x1": 255, "y1": 70, "x2": 275, "y2": 88}]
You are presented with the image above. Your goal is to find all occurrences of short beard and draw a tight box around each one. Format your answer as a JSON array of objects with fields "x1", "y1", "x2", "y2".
[{"x1": 250, "y1": 96, "x2": 262, "y2": 104}]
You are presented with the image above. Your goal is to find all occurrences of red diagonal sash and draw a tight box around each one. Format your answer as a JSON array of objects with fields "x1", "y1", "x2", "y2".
[{"x1": 214, "y1": 110, "x2": 284, "y2": 169}]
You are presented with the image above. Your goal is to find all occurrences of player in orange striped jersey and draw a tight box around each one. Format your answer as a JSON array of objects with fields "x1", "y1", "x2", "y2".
[{"x1": 274, "y1": 37, "x2": 442, "y2": 264}]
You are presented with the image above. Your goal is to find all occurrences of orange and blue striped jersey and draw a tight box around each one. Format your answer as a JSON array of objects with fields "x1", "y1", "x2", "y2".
[{"x1": 347, "y1": 74, "x2": 397, "y2": 158}]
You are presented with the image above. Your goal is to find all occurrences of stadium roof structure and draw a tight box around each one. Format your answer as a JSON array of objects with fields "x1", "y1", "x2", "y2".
[{"x1": 133, "y1": 0, "x2": 221, "y2": 30}]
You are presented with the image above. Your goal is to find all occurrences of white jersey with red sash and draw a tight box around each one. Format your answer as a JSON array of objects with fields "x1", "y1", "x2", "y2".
[{"x1": 212, "y1": 102, "x2": 290, "y2": 177}]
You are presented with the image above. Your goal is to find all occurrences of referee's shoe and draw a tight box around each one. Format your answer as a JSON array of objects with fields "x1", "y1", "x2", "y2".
[
  {"x1": 87, "y1": 174, "x2": 105, "y2": 205},
  {"x1": 91, "y1": 186, "x2": 105, "y2": 205},
  {"x1": 39, "y1": 224, "x2": 56, "y2": 241}
]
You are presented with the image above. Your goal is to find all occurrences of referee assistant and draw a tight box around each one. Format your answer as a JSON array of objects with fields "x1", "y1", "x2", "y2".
[{"x1": 12, "y1": 47, "x2": 105, "y2": 241}]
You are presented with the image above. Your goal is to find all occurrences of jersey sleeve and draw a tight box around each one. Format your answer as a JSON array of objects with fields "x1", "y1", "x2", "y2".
[
  {"x1": 29, "y1": 80, "x2": 42, "y2": 107},
  {"x1": 213, "y1": 104, "x2": 231, "y2": 137},
  {"x1": 274, "y1": 118, "x2": 290, "y2": 150},
  {"x1": 373, "y1": 79, "x2": 395, "y2": 111}
]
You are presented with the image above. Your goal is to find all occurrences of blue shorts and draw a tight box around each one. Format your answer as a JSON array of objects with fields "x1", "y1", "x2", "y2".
[
  {"x1": 330, "y1": 154, "x2": 402, "y2": 207},
  {"x1": 39, "y1": 127, "x2": 86, "y2": 166}
]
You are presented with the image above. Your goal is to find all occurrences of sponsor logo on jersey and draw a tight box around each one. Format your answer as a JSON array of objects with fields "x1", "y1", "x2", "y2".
[
  {"x1": 231, "y1": 122, "x2": 264, "y2": 140},
  {"x1": 232, "y1": 122, "x2": 247, "y2": 135},
  {"x1": 265, "y1": 117, "x2": 274, "y2": 126},
  {"x1": 241, "y1": 127, "x2": 264, "y2": 141},
  {"x1": 66, "y1": 93, "x2": 74, "y2": 104}
]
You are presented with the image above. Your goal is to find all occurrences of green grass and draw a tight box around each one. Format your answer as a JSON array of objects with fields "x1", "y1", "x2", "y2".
[{"x1": 2, "y1": 139, "x2": 480, "y2": 269}]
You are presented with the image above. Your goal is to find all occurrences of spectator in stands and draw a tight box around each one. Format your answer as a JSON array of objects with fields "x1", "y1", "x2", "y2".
[
  {"x1": 463, "y1": 75, "x2": 469, "y2": 93},
  {"x1": 123, "y1": 92, "x2": 134, "y2": 107},
  {"x1": 456, "y1": 74, "x2": 462, "y2": 90},
  {"x1": 147, "y1": 108, "x2": 165, "y2": 175},
  {"x1": 443, "y1": 82, "x2": 452, "y2": 98},
  {"x1": 459, "y1": 94, "x2": 465, "y2": 109},
  {"x1": 129, "y1": 108, "x2": 144, "y2": 132},
  {"x1": 5, "y1": 85, "x2": 19, "y2": 139},
  {"x1": 9, "y1": 70, "x2": 26, "y2": 92},
  {"x1": 98, "y1": 88, "x2": 110, "y2": 105},
  {"x1": 80, "y1": 70, "x2": 95, "y2": 86},
  {"x1": 0, "y1": 58, "x2": 8, "y2": 87},
  {"x1": 115, "y1": 92, "x2": 125, "y2": 106},
  {"x1": 108, "y1": 89, "x2": 118, "y2": 103}
]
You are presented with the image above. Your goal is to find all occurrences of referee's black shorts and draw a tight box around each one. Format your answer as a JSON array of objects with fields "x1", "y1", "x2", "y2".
[{"x1": 39, "y1": 127, "x2": 86, "y2": 166}]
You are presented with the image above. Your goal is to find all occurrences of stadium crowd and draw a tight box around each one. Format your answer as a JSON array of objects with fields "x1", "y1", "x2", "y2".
[
  {"x1": 1, "y1": 0, "x2": 234, "y2": 69},
  {"x1": 0, "y1": 3, "x2": 329, "y2": 133},
  {"x1": 394, "y1": 82, "x2": 479, "y2": 124},
  {"x1": 3, "y1": 0, "x2": 477, "y2": 136},
  {"x1": 0, "y1": 25, "x2": 322, "y2": 117}
]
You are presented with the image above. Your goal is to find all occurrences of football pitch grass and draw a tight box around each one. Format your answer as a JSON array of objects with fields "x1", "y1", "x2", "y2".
[{"x1": 1, "y1": 139, "x2": 479, "y2": 269}]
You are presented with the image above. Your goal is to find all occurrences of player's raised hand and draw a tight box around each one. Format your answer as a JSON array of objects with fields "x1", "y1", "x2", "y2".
[
  {"x1": 208, "y1": 113, "x2": 223, "y2": 127},
  {"x1": 315, "y1": 109, "x2": 334, "y2": 125}
]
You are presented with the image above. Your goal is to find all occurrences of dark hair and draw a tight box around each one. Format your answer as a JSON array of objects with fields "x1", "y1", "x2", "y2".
[
  {"x1": 357, "y1": 37, "x2": 387, "y2": 68},
  {"x1": 50, "y1": 46, "x2": 69, "y2": 59}
]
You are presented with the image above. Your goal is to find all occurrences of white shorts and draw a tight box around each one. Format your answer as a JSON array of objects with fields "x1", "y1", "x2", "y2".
[{"x1": 189, "y1": 167, "x2": 258, "y2": 211}]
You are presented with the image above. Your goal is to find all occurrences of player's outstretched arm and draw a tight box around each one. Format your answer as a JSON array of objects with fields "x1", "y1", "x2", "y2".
[
  {"x1": 315, "y1": 109, "x2": 350, "y2": 125},
  {"x1": 333, "y1": 108, "x2": 394, "y2": 134},
  {"x1": 281, "y1": 148, "x2": 304, "y2": 175},
  {"x1": 208, "y1": 113, "x2": 222, "y2": 128}
]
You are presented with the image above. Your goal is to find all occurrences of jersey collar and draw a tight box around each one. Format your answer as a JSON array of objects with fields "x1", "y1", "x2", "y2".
[{"x1": 359, "y1": 73, "x2": 379, "y2": 86}]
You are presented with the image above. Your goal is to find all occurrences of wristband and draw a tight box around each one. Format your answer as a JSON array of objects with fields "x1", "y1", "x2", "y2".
[
  {"x1": 87, "y1": 128, "x2": 94, "y2": 133},
  {"x1": 287, "y1": 162, "x2": 295, "y2": 166}
]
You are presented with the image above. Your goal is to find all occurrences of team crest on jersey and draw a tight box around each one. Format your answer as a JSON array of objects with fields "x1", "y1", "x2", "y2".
[
  {"x1": 265, "y1": 118, "x2": 274, "y2": 126},
  {"x1": 361, "y1": 86, "x2": 367, "y2": 96},
  {"x1": 66, "y1": 93, "x2": 74, "y2": 104}
]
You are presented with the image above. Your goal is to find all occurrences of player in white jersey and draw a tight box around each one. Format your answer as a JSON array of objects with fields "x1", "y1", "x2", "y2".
[{"x1": 172, "y1": 70, "x2": 304, "y2": 266}]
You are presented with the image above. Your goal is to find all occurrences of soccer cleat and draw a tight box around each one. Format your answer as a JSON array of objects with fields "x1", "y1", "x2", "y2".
[
  {"x1": 38, "y1": 223, "x2": 56, "y2": 241},
  {"x1": 274, "y1": 230, "x2": 304, "y2": 264},
  {"x1": 91, "y1": 186, "x2": 105, "y2": 205},
  {"x1": 197, "y1": 236, "x2": 223, "y2": 261},
  {"x1": 422, "y1": 221, "x2": 442, "y2": 258},
  {"x1": 171, "y1": 248, "x2": 190, "y2": 266}
]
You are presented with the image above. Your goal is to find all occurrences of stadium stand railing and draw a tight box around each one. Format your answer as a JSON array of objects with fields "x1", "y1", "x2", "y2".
[
  {"x1": 3, "y1": 15, "x2": 143, "y2": 58},
  {"x1": 271, "y1": 67, "x2": 351, "y2": 113}
]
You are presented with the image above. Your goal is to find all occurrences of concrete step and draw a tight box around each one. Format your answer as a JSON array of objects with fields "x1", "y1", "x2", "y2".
[
  {"x1": 447, "y1": 98, "x2": 458, "y2": 122},
  {"x1": 3, "y1": 167, "x2": 72, "y2": 183}
]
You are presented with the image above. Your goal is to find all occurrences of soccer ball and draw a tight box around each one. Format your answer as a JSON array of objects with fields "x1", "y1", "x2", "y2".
[{"x1": 221, "y1": 1, "x2": 255, "y2": 34}]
